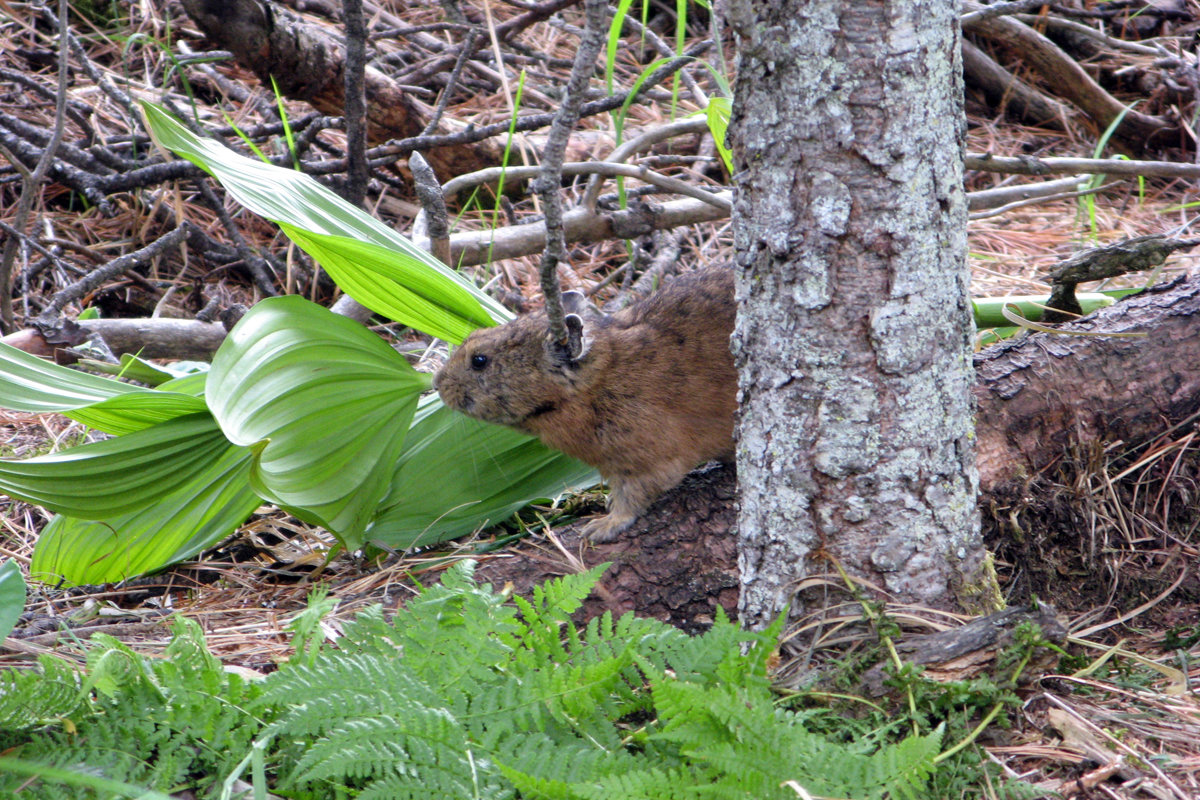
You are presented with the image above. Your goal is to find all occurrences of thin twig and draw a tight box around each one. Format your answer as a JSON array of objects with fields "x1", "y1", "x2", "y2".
[
  {"x1": 343, "y1": 0, "x2": 369, "y2": 206},
  {"x1": 38, "y1": 223, "x2": 195, "y2": 321},
  {"x1": 532, "y1": 0, "x2": 609, "y2": 346},
  {"x1": 375, "y1": 50, "x2": 699, "y2": 156},
  {"x1": 0, "y1": 0, "x2": 70, "y2": 333},
  {"x1": 443, "y1": 160, "x2": 730, "y2": 211},
  {"x1": 421, "y1": 30, "x2": 480, "y2": 137},
  {"x1": 965, "y1": 153, "x2": 1200, "y2": 178}
]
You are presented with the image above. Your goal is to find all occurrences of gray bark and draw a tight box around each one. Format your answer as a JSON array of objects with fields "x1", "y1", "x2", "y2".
[{"x1": 727, "y1": 0, "x2": 998, "y2": 630}]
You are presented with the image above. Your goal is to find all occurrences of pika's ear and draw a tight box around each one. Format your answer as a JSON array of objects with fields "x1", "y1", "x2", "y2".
[
  {"x1": 561, "y1": 290, "x2": 591, "y2": 317},
  {"x1": 564, "y1": 313, "x2": 591, "y2": 362}
]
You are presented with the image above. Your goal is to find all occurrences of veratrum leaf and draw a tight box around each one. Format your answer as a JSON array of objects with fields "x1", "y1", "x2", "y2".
[
  {"x1": 0, "y1": 560, "x2": 26, "y2": 641},
  {"x1": 281, "y1": 224, "x2": 492, "y2": 344},
  {"x1": 66, "y1": 391, "x2": 210, "y2": 436},
  {"x1": 0, "y1": 341, "x2": 138, "y2": 412},
  {"x1": 141, "y1": 101, "x2": 509, "y2": 330},
  {"x1": 369, "y1": 397, "x2": 597, "y2": 549},
  {"x1": 30, "y1": 444, "x2": 260, "y2": 587},
  {"x1": 0, "y1": 412, "x2": 231, "y2": 518},
  {"x1": 207, "y1": 296, "x2": 423, "y2": 549}
]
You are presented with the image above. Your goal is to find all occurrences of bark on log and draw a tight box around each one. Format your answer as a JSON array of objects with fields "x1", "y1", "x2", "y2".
[
  {"x1": 858, "y1": 604, "x2": 1067, "y2": 696},
  {"x1": 974, "y1": 274, "x2": 1200, "y2": 493},
  {"x1": 473, "y1": 273, "x2": 1200, "y2": 627},
  {"x1": 1, "y1": 318, "x2": 229, "y2": 362},
  {"x1": 178, "y1": 0, "x2": 502, "y2": 178}
]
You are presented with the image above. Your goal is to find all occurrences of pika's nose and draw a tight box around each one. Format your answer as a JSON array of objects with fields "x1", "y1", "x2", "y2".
[{"x1": 431, "y1": 371, "x2": 440, "y2": 390}]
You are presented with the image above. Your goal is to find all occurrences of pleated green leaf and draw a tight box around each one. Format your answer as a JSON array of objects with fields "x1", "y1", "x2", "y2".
[
  {"x1": 207, "y1": 296, "x2": 424, "y2": 549},
  {"x1": 0, "y1": 413, "x2": 230, "y2": 518},
  {"x1": 280, "y1": 224, "x2": 493, "y2": 344},
  {"x1": 66, "y1": 391, "x2": 210, "y2": 436},
  {"x1": 0, "y1": 341, "x2": 138, "y2": 412},
  {"x1": 29, "y1": 444, "x2": 261, "y2": 587},
  {"x1": 141, "y1": 101, "x2": 509, "y2": 330},
  {"x1": 369, "y1": 396, "x2": 598, "y2": 549},
  {"x1": 0, "y1": 560, "x2": 26, "y2": 641}
]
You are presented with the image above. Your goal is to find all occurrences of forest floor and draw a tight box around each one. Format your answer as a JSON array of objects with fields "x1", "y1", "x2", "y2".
[{"x1": 3, "y1": 1, "x2": 1200, "y2": 797}]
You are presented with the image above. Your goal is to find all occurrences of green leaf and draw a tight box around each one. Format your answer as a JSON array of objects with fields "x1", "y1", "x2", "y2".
[
  {"x1": 705, "y1": 97, "x2": 733, "y2": 173},
  {"x1": 141, "y1": 101, "x2": 510, "y2": 330},
  {"x1": 30, "y1": 443, "x2": 260, "y2": 587},
  {"x1": 0, "y1": 412, "x2": 230, "y2": 518},
  {"x1": 66, "y1": 391, "x2": 210, "y2": 436},
  {"x1": 0, "y1": 560, "x2": 26, "y2": 641},
  {"x1": 369, "y1": 397, "x2": 598, "y2": 549},
  {"x1": 207, "y1": 296, "x2": 423, "y2": 548},
  {"x1": 0, "y1": 342, "x2": 138, "y2": 413},
  {"x1": 79, "y1": 353, "x2": 207, "y2": 386},
  {"x1": 280, "y1": 224, "x2": 493, "y2": 344},
  {"x1": 971, "y1": 292, "x2": 1115, "y2": 329}
]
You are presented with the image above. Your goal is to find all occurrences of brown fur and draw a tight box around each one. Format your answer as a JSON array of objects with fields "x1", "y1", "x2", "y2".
[{"x1": 433, "y1": 268, "x2": 737, "y2": 542}]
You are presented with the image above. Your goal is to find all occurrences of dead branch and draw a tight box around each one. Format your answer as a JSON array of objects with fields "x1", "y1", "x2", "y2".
[
  {"x1": 178, "y1": 0, "x2": 503, "y2": 177},
  {"x1": 962, "y1": 4, "x2": 1177, "y2": 149},
  {"x1": 532, "y1": 0, "x2": 610, "y2": 347},
  {"x1": 965, "y1": 153, "x2": 1200, "y2": 179},
  {"x1": 961, "y1": 38, "x2": 1073, "y2": 131},
  {"x1": 2, "y1": 318, "x2": 228, "y2": 362}
]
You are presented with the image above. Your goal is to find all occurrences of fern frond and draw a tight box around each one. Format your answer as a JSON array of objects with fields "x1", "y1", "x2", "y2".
[
  {"x1": 256, "y1": 650, "x2": 442, "y2": 737},
  {"x1": 571, "y1": 766, "x2": 705, "y2": 800},
  {"x1": 353, "y1": 762, "x2": 512, "y2": 800},
  {"x1": 287, "y1": 709, "x2": 469, "y2": 787},
  {"x1": 0, "y1": 656, "x2": 84, "y2": 731}
]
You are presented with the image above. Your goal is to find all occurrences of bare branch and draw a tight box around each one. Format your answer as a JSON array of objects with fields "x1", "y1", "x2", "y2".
[
  {"x1": 409, "y1": 152, "x2": 452, "y2": 267},
  {"x1": 0, "y1": 0, "x2": 69, "y2": 333},
  {"x1": 343, "y1": 0, "x2": 369, "y2": 206},
  {"x1": 965, "y1": 153, "x2": 1200, "y2": 179},
  {"x1": 532, "y1": 0, "x2": 609, "y2": 347},
  {"x1": 38, "y1": 224, "x2": 194, "y2": 321}
]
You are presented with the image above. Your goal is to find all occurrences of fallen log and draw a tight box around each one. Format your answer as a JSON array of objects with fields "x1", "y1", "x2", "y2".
[{"x1": 476, "y1": 271, "x2": 1200, "y2": 628}]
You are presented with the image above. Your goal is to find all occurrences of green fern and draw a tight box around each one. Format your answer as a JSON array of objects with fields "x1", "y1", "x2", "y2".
[
  {"x1": 0, "y1": 560, "x2": 1032, "y2": 798},
  {"x1": 0, "y1": 655, "x2": 85, "y2": 735},
  {"x1": 0, "y1": 617, "x2": 262, "y2": 798}
]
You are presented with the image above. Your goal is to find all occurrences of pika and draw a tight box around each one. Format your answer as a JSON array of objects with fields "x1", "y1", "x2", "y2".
[{"x1": 433, "y1": 268, "x2": 736, "y2": 542}]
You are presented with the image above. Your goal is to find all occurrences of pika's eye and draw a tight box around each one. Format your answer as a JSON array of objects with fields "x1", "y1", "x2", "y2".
[{"x1": 470, "y1": 353, "x2": 489, "y2": 371}]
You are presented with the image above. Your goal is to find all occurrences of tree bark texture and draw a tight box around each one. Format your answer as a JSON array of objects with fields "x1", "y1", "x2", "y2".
[
  {"x1": 974, "y1": 275, "x2": 1200, "y2": 493},
  {"x1": 727, "y1": 0, "x2": 995, "y2": 630}
]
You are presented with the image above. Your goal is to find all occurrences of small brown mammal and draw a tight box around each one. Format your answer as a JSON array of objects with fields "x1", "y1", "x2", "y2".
[{"x1": 433, "y1": 268, "x2": 736, "y2": 542}]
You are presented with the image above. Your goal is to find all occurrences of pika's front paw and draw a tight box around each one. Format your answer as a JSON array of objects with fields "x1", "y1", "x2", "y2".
[{"x1": 579, "y1": 512, "x2": 635, "y2": 543}]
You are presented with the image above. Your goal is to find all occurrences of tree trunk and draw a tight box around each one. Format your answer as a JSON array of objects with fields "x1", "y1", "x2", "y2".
[{"x1": 726, "y1": 0, "x2": 998, "y2": 630}]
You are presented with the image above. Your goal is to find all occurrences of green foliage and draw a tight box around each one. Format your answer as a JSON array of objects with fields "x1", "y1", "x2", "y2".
[
  {"x1": 0, "y1": 618, "x2": 262, "y2": 799},
  {"x1": 0, "y1": 559, "x2": 25, "y2": 641},
  {"x1": 251, "y1": 562, "x2": 945, "y2": 799},
  {"x1": 0, "y1": 564, "x2": 1026, "y2": 799},
  {"x1": 0, "y1": 105, "x2": 595, "y2": 586}
]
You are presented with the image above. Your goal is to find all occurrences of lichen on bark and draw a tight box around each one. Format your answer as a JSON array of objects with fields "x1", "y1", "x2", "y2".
[{"x1": 728, "y1": 0, "x2": 997, "y2": 631}]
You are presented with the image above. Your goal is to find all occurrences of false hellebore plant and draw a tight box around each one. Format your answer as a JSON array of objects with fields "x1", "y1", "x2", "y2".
[{"x1": 0, "y1": 104, "x2": 595, "y2": 586}]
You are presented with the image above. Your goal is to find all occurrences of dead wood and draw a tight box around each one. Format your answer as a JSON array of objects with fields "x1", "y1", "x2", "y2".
[
  {"x1": 974, "y1": 273, "x2": 1200, "y2": 492},
  {"x1": 858, "y1": 604, "x2": 1068, "y2": 696},
  {"x1": 472, "y1": 272, "x2": 1200, "y2": 627},
  {"x1": 1, "y1": 318, "x2": 229, "y2": 362},
  {"x1": 962, "y1": 38, "x2": 1073, "y2": 132},
  {"x1": 963, "y1": 6, "x2": 1178, "y2": 150},
  {"x1": 178, "y1": 0, "x2": 503, "y2": 177}
]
